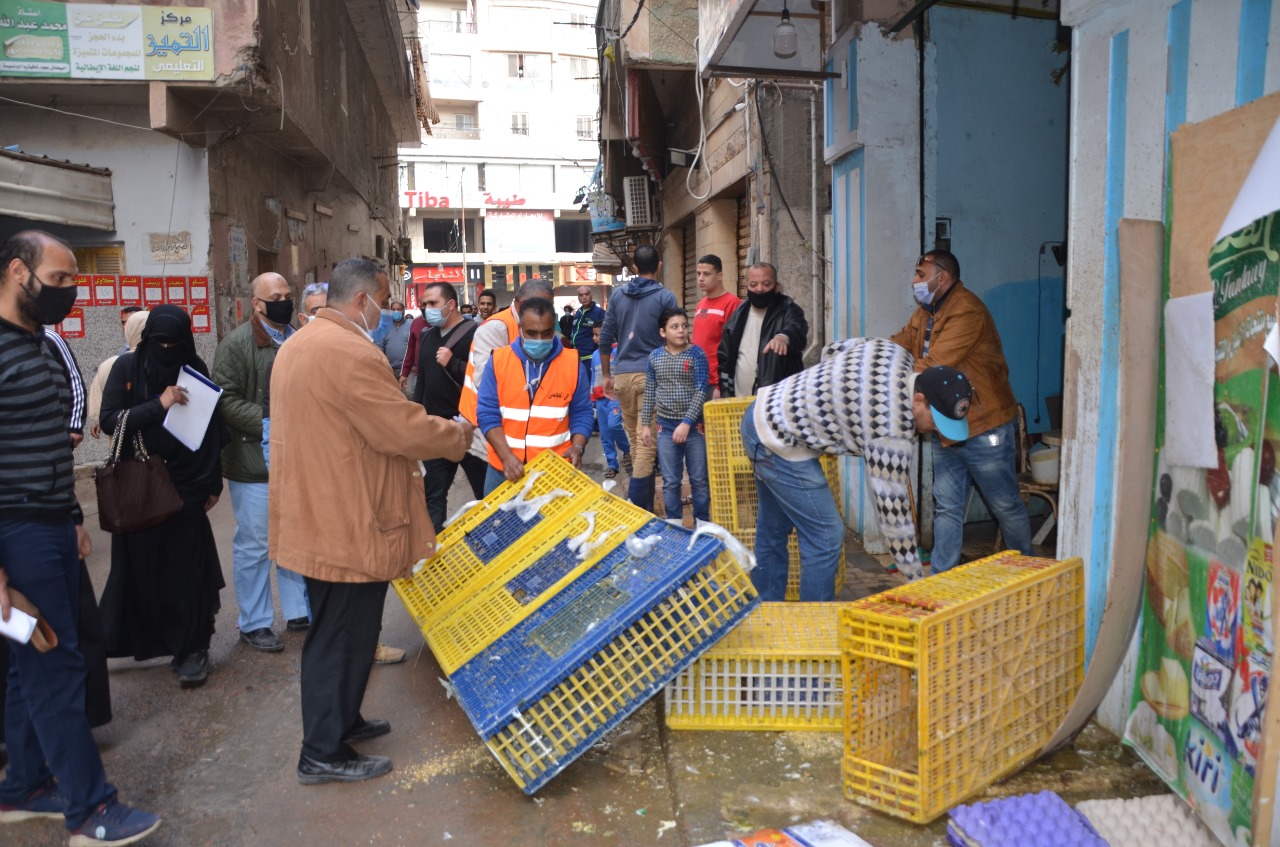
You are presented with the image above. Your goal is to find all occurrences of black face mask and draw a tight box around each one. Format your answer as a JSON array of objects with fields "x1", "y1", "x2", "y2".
[
  {"x1": 747, "y1": 288, "x2": 780, "y2": 310},
  {"x1": 263, "y1": 299, "x2": 295, "y2": 326},
  {"x1": 151, "y1": 343, "x2": 185, "y2": 370},
  {"x1": 23, "y1": 274, "x2": 78, "y2": 326}
]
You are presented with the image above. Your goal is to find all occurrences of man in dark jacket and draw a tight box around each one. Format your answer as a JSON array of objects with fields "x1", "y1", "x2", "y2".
[
  {"x1": 570, "y1": 285, "x2": 606, "y2": 363},
  {"x1": 412, "y1": 281, "x2": 486, "y2": 531},
  {"x1": 212, "y1": 272, "x2": 310, "y2": 653},
  {"x1": 718, "y1": 262, "x2": 808, "y2": 397},
  {"x1": 598, "y1": 245, "x2": 679, "y2": 510}
]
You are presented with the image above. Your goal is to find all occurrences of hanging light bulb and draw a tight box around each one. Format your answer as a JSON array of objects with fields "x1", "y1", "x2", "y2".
[{"x1": 774, "y1": 1, "x2": 797, "y2": 59}]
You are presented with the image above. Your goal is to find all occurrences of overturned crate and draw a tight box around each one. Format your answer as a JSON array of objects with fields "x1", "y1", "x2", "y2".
[
  {"x1": 664, "y1": 602, "x2": 844, "y2": 732},
  {"x1": 704, "y1": 396, "x2": 845, "y2": 599},
  {"x1": 840, "y1": 552, "x2": 1084, "y2": 823},
  {"x1": 395, "y1": 454, "x2": 759, "y2": 794}
]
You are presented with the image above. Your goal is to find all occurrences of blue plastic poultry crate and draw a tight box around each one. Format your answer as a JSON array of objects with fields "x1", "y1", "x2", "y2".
[{"x1": 450, "y1": 519, "x2": 759, "y2": 793}]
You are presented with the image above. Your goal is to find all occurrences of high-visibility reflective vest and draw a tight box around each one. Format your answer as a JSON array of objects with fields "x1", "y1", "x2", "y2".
[
  {"x1": 485, "y1": 343, "x2": 580, "y2": 470},
  {"x1": 458, "y1": 307, "x2": 520, "y2": 425}
]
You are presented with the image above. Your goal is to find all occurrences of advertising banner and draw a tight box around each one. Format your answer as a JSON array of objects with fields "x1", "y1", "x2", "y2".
[
  {"x1": 0, "y1": 2, "x2": 214, "y2": 80},
  {"x1": 91, "y1": 274, "x2": 116, "y2": 306},
  {"x1": 118, "y1": 274, "x2": 141, "y2": 306},
  {"x1": 142, "y1": 276, "x2": 164, "y2": 305}
]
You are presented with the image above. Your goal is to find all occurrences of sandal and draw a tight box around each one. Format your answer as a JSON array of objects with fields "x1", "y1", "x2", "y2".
[{"x1": 605, "y1": 467, "x2": 619, "y2": 479}]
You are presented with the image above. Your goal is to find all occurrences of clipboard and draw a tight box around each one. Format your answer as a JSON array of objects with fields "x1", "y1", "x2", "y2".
[{"x1": 162, "y1": 365, "x2": 224, "y2": 451}]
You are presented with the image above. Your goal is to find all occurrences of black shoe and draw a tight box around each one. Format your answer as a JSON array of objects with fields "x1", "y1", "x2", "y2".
[
  {"x1": 297, "y1": 753, "x2": 392, "y2": 785},
  {"x1": 175, "y1": 651, "x2": 210, "y2": 687},
  {"x1": 239, "y1": 628, "x2": 284, "y2": 652},
  {"x1": 342, "y1": 718, "x2": 391, "y2": 744},
  {"x1": 286, "y1": 617, "x2": 311, "y2": 632}
]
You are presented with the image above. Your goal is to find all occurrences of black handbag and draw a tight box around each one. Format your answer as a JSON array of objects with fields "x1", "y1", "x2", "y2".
[{"x1": 95, "y1": 409, "x2": 184, "y2": 534}]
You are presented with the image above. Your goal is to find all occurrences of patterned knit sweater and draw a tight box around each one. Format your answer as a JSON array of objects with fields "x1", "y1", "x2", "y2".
[{"x1": 755, "y1": 337, "x2": 922, "y2": 578}]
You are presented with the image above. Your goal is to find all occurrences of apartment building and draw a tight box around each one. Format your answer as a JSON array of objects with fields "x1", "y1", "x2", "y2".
[{"x1": 401, "y1": 0, "x2": 605, "y2": 307}]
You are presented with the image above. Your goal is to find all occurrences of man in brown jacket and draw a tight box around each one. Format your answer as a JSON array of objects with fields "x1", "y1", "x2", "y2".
[
  {"x1": 890, "y1": 249, "x2": 1030, "y2": 573},
  {"x1": 268, "y1": 257, "x2": 473, "y2": 785}
]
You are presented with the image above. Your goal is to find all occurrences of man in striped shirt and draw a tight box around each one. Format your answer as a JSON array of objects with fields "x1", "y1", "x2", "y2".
[{"x1": 0, "y1": 230, "x2": 160, "y2": 844}]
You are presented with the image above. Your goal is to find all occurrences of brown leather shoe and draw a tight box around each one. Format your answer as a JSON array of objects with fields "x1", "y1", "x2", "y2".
[{"x1": 373, "y1": 643, "x2": 406, "y2": 665}]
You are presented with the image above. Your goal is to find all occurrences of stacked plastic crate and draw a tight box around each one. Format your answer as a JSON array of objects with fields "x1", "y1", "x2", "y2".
[
  {"x1": 703, "y1": 396, "x2": 846, "y2": 600},
  {"x1": 840, "y1": 552, "x2": 1085, "y2": 823},
  {"x1": 393, "y1": 451, "x2": 760, "y2": 794}
]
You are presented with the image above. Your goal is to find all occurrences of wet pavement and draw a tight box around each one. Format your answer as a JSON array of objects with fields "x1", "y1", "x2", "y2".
[{"x1": 3, "y1": 446, "x2": 1169, "y2": 846}]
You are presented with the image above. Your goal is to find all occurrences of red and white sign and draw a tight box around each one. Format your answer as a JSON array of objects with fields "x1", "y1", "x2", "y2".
[
  {"x1": 401, "y1": 191, "x2": 452, "y2": 209},
  {"x1": 400, "y1": 190, "x2": 533, "y2": 210},
  {"x1": 58, "y1": 307, "x2": 85, "y2": 339},
  {"x1": 118, "y1": 276, "x2": 142, "y2": 306},
  {"x1": 165, "y1": 276, "x2": 188, "y2": 305},
  {"x1": 91, "y1": 275, "x2": 117, "y2": 306},
  {"x1": 143, "y1": 277, "x2": 164, "y2": 305},
  {"x1": 410, "y1": 266, "x2": 464, "y2": 285},
  {"x1": 74, "y1": 275, "x2": 91, "y2": 306},
  {"x1": 190, "y1": 304, "x2": 211, "y2": 334},
  {"x1": 406, "y1": 286, "x2": 418, "y2": 310},
  {"x1": 188, "y1": 276, "x2": 209, "y2": 305}
]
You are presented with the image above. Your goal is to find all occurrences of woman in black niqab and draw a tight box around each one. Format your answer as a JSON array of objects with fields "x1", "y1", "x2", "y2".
[{"x1": 99, "y1": 304, "x2": 227, "y2": 687}]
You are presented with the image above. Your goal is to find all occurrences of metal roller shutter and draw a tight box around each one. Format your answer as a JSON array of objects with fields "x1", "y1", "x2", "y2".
[
  {"x1": 682, "y1": 218, "x2": 697, "y2": 311},
  {"x1": 736, "y1": 194, "x2": 750, "y2": 298}
]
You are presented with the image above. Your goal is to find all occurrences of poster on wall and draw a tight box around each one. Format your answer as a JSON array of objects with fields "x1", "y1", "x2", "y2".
[
  {"x1": 142, "y1": 276, "x2": 163, "y2": 305},
  {"x1": 91, "y1": 274, "x2": 116, "y2": 306},
  {"x1": 57, "y1": 306, "x2": 85, "y2": 339},
  {"x1": 1128, "y1": 128, "x2": 1280, "y2": 847},
  {"x1": 0, "y1": 2, "x2": 215, "y2": 81},
  {"x1": 164, "y1": 276, "x2": 187, "y2": 305},
  {"x1": 74, "y1": 274, "x2": 91, "y2": 306},
  {"x1": 118, "y1": 275, "x2": 141, "y2": 306},
  {"x1": 188, "y1": 275, "x2": 208, "y2": 305},
  {"x1": 189, "y1": 304, "x2": 209, "y2": 333}
]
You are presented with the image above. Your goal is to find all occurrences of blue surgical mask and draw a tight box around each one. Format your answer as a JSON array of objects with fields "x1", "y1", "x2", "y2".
[
  {"x1": 424, "y1": 306, "x2": 447, "y2": 328},
  {"x1": 912, "y1": 274, "x2": 939, "y2": 306},
  {"x1": 392, "y1": 310, "x2": 405, "y2": 323},
  {"x1": 522, "y1": 336, "x2": 553, "y2": 360},
  {"x1": 362, "y1": 306, "x2": 395, "y2": 344}
]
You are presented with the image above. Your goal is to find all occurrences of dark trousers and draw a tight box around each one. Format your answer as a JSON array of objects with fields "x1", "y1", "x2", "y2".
[
  {"x1": 299, "y1": 577, "x2": 388, "y2": 763},
  {"x1": 0, "y1": 519, "x2": 114, "y2": 829},
  {"x1": 423, "y1": 453, "x2": 488, "y2": 533}
]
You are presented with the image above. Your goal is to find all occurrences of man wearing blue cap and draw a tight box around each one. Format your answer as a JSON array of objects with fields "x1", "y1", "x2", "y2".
[{"x1": 741, "y1": 337, "x2": 972, "y2": 599}]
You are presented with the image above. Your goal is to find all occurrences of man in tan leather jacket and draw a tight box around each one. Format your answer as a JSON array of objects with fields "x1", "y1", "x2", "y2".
[
  {"x1": 891, "y1": 249, "x2": 1030, "y2": 573},
  {"x1": 269, "y1": 257, "x2": 473, "y2": 785}
]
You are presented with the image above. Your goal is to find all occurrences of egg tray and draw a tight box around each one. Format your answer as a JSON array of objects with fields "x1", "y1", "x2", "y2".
[{"x1": 947, "y1": 791, "x2": 1106, "y2": 847}]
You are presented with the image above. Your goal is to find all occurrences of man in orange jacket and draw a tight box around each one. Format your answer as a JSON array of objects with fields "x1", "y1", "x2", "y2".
[{"x1": 476, "y1": 297, "x2": 594, "y2": 494}]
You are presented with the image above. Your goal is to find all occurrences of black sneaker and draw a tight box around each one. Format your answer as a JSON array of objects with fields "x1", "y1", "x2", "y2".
[
  {"x1": 286, "y1": 617, "x2": 311, "y2": 632},
  {"x1": 297, "y1": 753, "x2": 392, "y2": 785},
  {"x1": 239, "y1": 628, "x2": 284, "y2": 652},
  {"x1": 175, "y1": 651, "x2": 210, "y2": 688}
]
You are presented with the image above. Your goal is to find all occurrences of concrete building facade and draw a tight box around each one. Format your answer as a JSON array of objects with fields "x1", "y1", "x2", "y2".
[{"x1": 0, "y1": 0, "x2": 422, "y2": 463}]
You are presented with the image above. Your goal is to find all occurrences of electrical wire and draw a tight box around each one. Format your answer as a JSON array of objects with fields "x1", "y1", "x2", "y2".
[
  {"x1": 614, "y1": 0, "x2": 645, "y2": 41},
  {"x1": 686, "y1": 38, "x2": 711, "y2": 202}
]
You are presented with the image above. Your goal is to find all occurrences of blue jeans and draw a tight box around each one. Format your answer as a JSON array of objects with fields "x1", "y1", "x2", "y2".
[
  {"x1": 229, "y1": 480, "x2": 310, "y2": 630},
  {"x1": 484, "y1": 464, "x2": 506, "y2": 496},
  {"x1": 657, "y1": 418, "x2": 710, "y2": 521},
  {"x1": 0, "y1": 519, "x2": 114, "y2": 829},
  {"x1": 930, "y1": 419, "x2": 1031, "y2": 573},
  {"x1": 595, "y1": 398, "x2": 630, "y2": 470},
  {"x1": 741, "y1": 403, "x2": 843, "y2": 601}
]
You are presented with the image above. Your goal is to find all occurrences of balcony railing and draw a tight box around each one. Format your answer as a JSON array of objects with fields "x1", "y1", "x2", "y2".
[
  {"x1": 435, "y1": 126, "x2": 481, "y2": 140},
  {"x1": 423, "y1": 19, "x2": 476, "y2": 34}
]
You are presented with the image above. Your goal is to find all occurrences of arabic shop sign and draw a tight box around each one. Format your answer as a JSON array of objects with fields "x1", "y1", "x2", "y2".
[
  {"x1": 0, "y1": 2, "x2": 214, "y2": 81},
  {"x1": 400, "y1": 191, "x2": 533, "y2": 209}
]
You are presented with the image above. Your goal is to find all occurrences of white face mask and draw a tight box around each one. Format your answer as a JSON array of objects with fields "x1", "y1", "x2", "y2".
[{"x1": 912, "y1": 273, "x2": 940, "y2": 305}]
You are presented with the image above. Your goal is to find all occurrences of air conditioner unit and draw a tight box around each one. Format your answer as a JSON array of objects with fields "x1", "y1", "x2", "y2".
[{"x1": 623, "y1": 176, "x2": 654, "y2": 228}]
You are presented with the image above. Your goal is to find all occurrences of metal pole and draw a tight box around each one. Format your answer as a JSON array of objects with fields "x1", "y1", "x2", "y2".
[{"x1": 460, "y1": 167, "x2": 469, "y2": 303}]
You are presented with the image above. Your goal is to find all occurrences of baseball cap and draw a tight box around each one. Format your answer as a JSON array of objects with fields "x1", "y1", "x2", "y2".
[{"x1": 916, "y1": 366, "x2": 972, "y2": 441}]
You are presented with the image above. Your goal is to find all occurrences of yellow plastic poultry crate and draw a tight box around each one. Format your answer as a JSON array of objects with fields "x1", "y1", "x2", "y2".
[
  {"x1": 704, "y1": 396, "x2": 845, "y2": 599},
  {"x1": 424, "y1": 493, "x2": 653, "y2": 673},
  {"x1": 393, "y1": 451, "x2": 606, "y2": 634},
  {"x1": 839, "y1": 552, "x2": 1084, "y2": 824},
  {"x1": 664, "y1": 602, "x2": 844, "y2": 731}
]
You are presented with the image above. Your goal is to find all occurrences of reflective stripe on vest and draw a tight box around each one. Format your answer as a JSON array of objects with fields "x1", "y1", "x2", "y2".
[
  {"x1": 458, "y1": 307, "x2": 521, "y2": 425},
  {"x1": 486, "y1": 343, "x2": 580, "y2": 471}
]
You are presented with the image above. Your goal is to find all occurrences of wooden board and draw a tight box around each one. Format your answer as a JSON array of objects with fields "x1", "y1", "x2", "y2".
[
  {"x1": 1042, "y1": 218, "x2": 1162, "y2": 752},
  {"x1": 1169, "y1": 91, "x2": 1280, "y2": 299}
]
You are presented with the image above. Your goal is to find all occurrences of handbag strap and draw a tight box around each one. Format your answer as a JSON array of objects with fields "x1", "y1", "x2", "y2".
[{"x1": 108, "y1": 408, "x2": 129, "y2": 464}]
